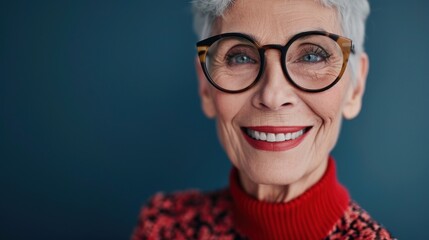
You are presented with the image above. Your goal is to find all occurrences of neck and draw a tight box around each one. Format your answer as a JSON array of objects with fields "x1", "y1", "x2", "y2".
[
  {"x1": 229, "y1": 157, "x2": 350, "y2": 239},
  {"x1": 238, "y1": 159, "x2": 329, "y2": 202}
]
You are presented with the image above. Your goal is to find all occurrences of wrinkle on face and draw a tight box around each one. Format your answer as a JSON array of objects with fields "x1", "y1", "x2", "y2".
[{"x1": 218, "y1": 0, "x2": 341, "y2": 44}]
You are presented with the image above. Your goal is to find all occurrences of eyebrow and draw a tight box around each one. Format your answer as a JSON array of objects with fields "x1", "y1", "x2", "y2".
[
  {"x1": 242, "y1": 27, "x2": 328, "y2": 44},
  {"x1": 243, "y1": 32, "x2": 260, "y2": 42}
]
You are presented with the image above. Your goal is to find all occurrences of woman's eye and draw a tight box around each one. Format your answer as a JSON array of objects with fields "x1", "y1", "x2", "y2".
[
  {"x1": 302, "y1": 54, "x2": 322, "y2": 63},
  {"x1": 297, "y1": 47, "x2": 330, "y2": 63},
  {"x1": 227, "y1": 54, "x2": 256, "y2": 65}
]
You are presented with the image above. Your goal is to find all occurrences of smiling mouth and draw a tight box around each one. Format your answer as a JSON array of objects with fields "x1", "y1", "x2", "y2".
[
  {"x1": 241, "y1": 126, "x2": 312, "y2": 151},
  {"x1": 242, "y1": 126, "x2": 312, "y2": 142}
]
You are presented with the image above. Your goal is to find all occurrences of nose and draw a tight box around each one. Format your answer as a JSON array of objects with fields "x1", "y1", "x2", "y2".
[{"x1": 252, "y1": 49, "x2": 299, "y2": 111}]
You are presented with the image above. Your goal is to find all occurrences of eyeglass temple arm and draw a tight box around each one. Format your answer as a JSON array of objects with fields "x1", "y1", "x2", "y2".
[{"x1": 197, "y1": 46, "x2": 209, "y2": 63}]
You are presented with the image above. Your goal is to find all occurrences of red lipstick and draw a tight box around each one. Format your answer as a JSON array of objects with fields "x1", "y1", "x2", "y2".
[{"x1": 241, "y1": 126, "x2": 311, "y2": 152}]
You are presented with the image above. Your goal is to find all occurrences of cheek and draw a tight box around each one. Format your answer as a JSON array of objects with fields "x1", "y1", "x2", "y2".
[
  {"x1": 214, "y1": 96, "x2": 234, "y2": 121},
  {"x1": 212, "y1": 92, "x2": 251, "y2": 167},
  {"x1": 309, "y1": 93, "x2": 343, "y2": 121},
  {"x1": 306, "y1": 76, "x2": 352, "y2": 122},
  {"x1": 303, "y1": 80, "x2": 351, "y2": 156},
  {"x1": 214, "y1": 95, "x2": 238, "y2": 148},
  {"x1": 213, "y1": 93, "x2": 240, "y2": 132},
  {"x1": 212, "y1": 92, "x2": 248, "y2": 123}
]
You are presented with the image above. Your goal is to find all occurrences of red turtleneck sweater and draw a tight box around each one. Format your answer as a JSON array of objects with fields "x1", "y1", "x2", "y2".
[{"x1": 132, "y1": 158, "x2": 394, "y2": 239}]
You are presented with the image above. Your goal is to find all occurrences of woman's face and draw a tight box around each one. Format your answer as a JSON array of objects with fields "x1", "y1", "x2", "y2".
[{"x1": 197, "y1": 0, "x2": 367, "y2": 186}]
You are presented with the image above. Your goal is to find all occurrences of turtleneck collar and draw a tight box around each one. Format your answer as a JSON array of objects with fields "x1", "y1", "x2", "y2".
[{"x1": 229, "y1": 157, "x2": 349, "y2": 240}]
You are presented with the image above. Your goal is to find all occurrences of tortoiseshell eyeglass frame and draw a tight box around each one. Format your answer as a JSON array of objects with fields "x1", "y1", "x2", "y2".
[{"x1": 196, "y1": 31, "x2": 355, "y2": 94}]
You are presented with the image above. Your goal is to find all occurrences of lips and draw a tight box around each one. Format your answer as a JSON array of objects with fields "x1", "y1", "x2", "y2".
[{"x1": 241, "y1": 126, "x2": 312, "y2": 151}]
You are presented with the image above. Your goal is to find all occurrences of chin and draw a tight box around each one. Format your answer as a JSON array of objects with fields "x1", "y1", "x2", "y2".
[{"x1": 240, "y1": 153, "x2": 313, "y2": 185}]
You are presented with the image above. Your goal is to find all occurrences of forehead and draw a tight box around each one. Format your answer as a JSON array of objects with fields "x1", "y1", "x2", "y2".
[{"x1": 215, "y1": 0, "x2": 341, "y2": 44}]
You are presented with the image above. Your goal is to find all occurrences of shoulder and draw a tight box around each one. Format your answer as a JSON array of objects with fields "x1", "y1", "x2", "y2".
[
  {"x1": 326, "y1": 201, "x2": 396, "y2": 240},
  {"x1": 131, "y1": 189, "x2": 237, "y2": 240}
]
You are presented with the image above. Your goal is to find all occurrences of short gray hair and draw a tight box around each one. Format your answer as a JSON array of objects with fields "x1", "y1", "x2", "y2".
[{"x1": 192, "y1": 0, "x2": 370, "y2": 82}]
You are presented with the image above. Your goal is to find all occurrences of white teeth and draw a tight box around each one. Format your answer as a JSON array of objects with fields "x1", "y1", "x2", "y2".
[
  {"x1": 292, "y1": 132, "x2": 297, "y2": 139},
  {"x1": 267, "y1": 133, "x2": 276, "y2": 142},
  {"x1": 276, "y1": 133, "x2": 285, "y2": 141},
  {"x1": 254, "y1": 131, "x2": 260, "y2": 139},
  {"x1": 246, "y1": 128, "x2": 307, "y2": 142},
  {"x1": 260, "y1": 132, "x2": 267, "y2": 140}
]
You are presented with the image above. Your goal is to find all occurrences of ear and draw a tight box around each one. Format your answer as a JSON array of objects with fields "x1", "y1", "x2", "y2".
[
  {"x1": 195, "y1": 56, "x2": 216, "y2": 118},
  {"x1": 343, "y1": 52, "x2": 369, "y2": 120}
]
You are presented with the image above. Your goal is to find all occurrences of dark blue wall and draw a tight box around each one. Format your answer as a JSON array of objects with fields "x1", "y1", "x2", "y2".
[{"x1": 1, "y1": 1, "x2": 428, "y2": 239}]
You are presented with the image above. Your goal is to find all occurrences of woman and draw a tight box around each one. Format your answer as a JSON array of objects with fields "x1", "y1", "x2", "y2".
[{"x1": 133, "y1": 0, "x2": 395, "y2": 239}]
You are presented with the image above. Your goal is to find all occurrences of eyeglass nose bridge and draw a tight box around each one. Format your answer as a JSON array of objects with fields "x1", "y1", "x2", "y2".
[
  {"x1": 259, "y1": 43, "x2": 288, "y2": 68},
  {"x1": 259, "y1": 44, "x2": 288, "y2": 65},
  {"x1": 260, "y1": 44, "x2": 285, "y2": 52},
  {"x1": 258, "y1": 43, "x2": 290, "y2": 82}
]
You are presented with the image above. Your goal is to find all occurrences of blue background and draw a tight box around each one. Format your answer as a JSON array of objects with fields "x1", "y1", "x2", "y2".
[{"x1": 1, "y1": 1, "x2": 428, "y2": 239}]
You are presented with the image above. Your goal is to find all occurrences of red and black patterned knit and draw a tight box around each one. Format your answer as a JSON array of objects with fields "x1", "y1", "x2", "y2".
[{"x1": 132, "y1": 158, "x2": 395, "y2": 240}]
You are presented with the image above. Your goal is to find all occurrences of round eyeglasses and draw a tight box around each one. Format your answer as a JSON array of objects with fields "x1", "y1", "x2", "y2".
[{"x1": 196, "y1": 31, "x2": 354, "y2": 93}]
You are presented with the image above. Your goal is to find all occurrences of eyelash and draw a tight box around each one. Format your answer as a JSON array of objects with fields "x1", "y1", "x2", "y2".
[
  {"x1": 225, "y1": 51, "x2": 256, "y2": 64},
  {"x1": 301, "y1": 46, "x2": 331, "y2": 62}
]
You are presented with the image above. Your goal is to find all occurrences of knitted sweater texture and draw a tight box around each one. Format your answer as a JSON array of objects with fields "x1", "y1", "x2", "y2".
[{"x1": 132, "y1": 159, "x2": 394, "y2": 239}]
